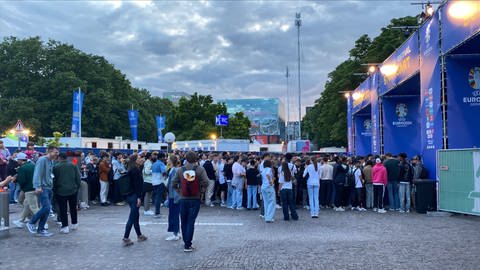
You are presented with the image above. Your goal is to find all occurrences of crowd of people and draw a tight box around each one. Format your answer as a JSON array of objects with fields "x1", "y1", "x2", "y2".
[{"x1": 0, "y1": 140, "x2": 429, "y2": 251}]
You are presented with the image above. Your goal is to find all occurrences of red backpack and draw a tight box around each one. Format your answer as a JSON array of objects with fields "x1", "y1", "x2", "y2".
[{"x1": 180, "y1": 166, "x2": 200, "y2": 197}]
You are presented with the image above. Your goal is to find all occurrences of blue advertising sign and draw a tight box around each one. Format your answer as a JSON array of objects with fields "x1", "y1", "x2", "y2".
[
  {"x1": 128, "y1": 110, "x2": 138, "y2": 141},
  {"x1": 71, "y1": 90, "x2": 84, "y2": 137},
  {"x1": 156, "y1": 115, "x2": 166, "y2": 143},
  {"x1": 382, "y1": 97, "x2": 421, "y2": 158},
  {"x1": 352, "y1": 78, "x2": 372, "y2": 114},
  {"x1": 441, "y1": 1, "x2": 480, "y2": 54},
  {"x1": 380, "y1": 31, "x2": 420, "y2": 95},
  {"x1": 420, "y1": 12, "x2": 442, "y2": 179},
  {"x1": 215, "y1": 114, "x2": 229, "y2": 126},
  {"x1": 354, "y1": 114, "x2": 372, "y2": 156},
  {"x1": 347, "y1": 95, "x2": 353, "y2": 155},
  {"x1": 370, "y1": 71, "x2": 381, "y2": 155},
  {"x1": 445, "y1": 55, "x2": 480, "y2": 149}
]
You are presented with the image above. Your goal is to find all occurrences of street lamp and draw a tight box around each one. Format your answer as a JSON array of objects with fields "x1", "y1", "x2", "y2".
[{"x1": 210, "y1": 134, "x2": 217, "y2": 140}]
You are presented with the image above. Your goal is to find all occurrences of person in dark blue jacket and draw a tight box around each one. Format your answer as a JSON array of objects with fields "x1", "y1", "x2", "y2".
[{"x1": 122, "y1": 154, "x2": 148, "y2": 246}]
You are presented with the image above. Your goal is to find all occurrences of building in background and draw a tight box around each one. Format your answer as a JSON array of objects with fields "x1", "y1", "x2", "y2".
[
  {"x1": 219, "y1": 98, "x2": 285, "y2": 144},
  {"x1": 286, "y1": 121, "x2": 300, "y2": 141},
  {"x1": 163, "y1": 91, "x2": 190, "y2": 104}
]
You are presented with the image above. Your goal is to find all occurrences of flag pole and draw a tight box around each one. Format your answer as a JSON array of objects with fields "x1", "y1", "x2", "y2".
[{"x1": 78, "y1": 87, "x2": 82, "y2": 138}]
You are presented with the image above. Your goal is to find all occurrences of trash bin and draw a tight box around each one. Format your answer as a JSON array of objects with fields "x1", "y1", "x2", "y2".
[
  {"x1": 414, "y1": 179, "x2": 436, "y2": 214},
  {"x1": 0, "y1": 190, "x2": 10, "y2": 238}
]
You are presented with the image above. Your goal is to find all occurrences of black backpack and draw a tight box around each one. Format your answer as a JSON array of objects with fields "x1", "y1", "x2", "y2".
[{"x1": 345, "y1": 166, "x2": 357, "y2": 187}]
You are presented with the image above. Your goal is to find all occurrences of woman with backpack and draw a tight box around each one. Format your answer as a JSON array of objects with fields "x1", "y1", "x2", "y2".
[
  {"x1": 122, "y1": 154, "x2": 148, "y2": 246},
  {"x1": 303, "y1": 157, "x2": 321, "y2": 218},
  {"x1": 278, "y1": 153, "x2": 299, "y2": 221}
]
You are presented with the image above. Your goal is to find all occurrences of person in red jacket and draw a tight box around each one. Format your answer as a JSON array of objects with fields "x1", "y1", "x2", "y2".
[{"x1": 372, "y1": 158, "x2": 388, "y2": 213}]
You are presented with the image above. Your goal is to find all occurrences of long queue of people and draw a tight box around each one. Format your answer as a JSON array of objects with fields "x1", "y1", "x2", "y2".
[{"x1": 0, "y1": 142, "x2": 428, "y2": 251}]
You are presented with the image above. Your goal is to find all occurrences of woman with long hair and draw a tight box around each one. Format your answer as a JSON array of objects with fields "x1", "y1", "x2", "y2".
[
  {"x1": 260, "y1": 160, "x2": 276, "y2": 222},
  {"x1": 122, "y1": 154, "x2": 148, "y2": 246},
  {"x1": 303, "y1": 157, "x2": 321, "y2": 218},
  {"x1": 166, "y1": 154, "x2": 181, "y2": 241},
  {"x1": 278, "y1": 154, "x2": 298, "y2": 221}
]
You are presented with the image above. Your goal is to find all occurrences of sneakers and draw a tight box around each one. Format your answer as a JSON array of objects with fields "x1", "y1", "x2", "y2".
[
  {"x1": 209, "y1": 204, "x2": 215, "y2": 207},
  {"x1": 26, "y1": 223, "x2": 36, "y2": 234},
  {"x1": 154, "y1": 214, "x2": 162, "y2": 219},
  {"x1": 70, "y1": 223, "x2": 78, "y2": 230},
  {"x1": 399, "y1": 210, "x2": 405, "y2": 213},
  {"x1": 80, "y1": 202, "x2": 89, "y2": 209},
  {"x1": 259, "y1": 215, "x2": 264, "y2": 219},
  {"x1": 373, "y1": 208, "x2": 378, "y2": 212},
  {"x1": 115, "y1": 202, "x2": 126, "y2": 206},
  {"x1": 44, "y1": 223, "x2": 49, "y2": 230},
  {"x1": 334, "y1": 207, "x2": 345, "y2": 212},
  {"x1": 275, "y1": 204, "x2": 282, "y2": 209},
  {"x1": 166, "y1": 234, "x2": 181, "y2": 241},
  {"x1": 144, "y1": 210, "x2": 155, "y2": 216},
  {"x1": 184, "y1": 246, "x2": 195, "y2": 252},
  {"x1": 13, "y1": 220, "x2": 25, "y2": 228},
  {"x1": 359, "y1": 207, "x2": 367, "y2": 211},
  {"x1": 236, "y1": 207, "x2": 245, "y2": 210},
  {"x1": 123, "y1": 238, "x2": 134, "y2": 247},
  {"x1": 220, "y1": 203, "x2": 226, "y2": 207},
  {"x1": 378, "y1": 208, "x2": 387, "y2": 213},
  {"x1": 60, "y1": 226, "x2": 70, "y2": 234},
  {"x1": 36, "y1": 230, "x2": 53, "y2": 237},
  {"x1": 304, "y1": 205, "x2": 310, "y2": 210},
  {"x1": 137, "y1": 234, "x2": 148, "y2": 242}
]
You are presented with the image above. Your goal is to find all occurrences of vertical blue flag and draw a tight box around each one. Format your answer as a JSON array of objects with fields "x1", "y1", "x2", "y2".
[
  {"x1": 71, "y1": 90, "x2": 84, "y2": 137},
  {"x1": 128, "y1": 110, "x2": 138, "y2": 141},
  {"x1": 156, "y1": 115, "x2": 166, "y2": 143}
]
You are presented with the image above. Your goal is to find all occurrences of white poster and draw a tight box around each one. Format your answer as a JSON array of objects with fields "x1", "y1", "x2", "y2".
[{"x1": 470, "y1": 151, "x2": 480, "y2": 213}]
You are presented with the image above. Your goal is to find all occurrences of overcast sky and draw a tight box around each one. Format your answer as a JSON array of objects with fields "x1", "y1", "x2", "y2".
[{"x1": 0, "y1": 0, "x2": 420, "y2": 120}]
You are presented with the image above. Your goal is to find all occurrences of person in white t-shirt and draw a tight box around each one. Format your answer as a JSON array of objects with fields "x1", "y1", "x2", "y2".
[
  {"x1": 260, "y1": 159, "x2": 276, "y2": 223},
  {"x1": 231, "y1": 156, "x2": 246, "y2": 210},
  {"x1": 353, "y1": 160, "x2": 366, "y2": 211},
  {"x1": 303, "y1": 157, "x2": 322, "y2": 218}
]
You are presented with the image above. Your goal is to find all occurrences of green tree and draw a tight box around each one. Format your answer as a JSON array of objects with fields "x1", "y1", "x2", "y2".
[
  {"x1": 221, "y1": 112, "x2": 251, "y2": 139},
  {"x1": 302, "y1": 16, "x2": 419, "y2": 148}
]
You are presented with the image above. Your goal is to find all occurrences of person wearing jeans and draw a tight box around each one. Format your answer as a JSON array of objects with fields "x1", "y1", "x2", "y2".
[
  {"x1": 362, "y1": 160, "x2": 374, "y2": 209},
  {"x1": 278, "y1": 154, "x2": 298, "y2": 221},
  {"x1": 26, "y1": 146, "x2": 59, "y2": 237},
  {"x1": 172, "y1": 151, "x2": 209, "y2": 252},
  {"x1": 223, "y1": 157, "x2": 234, "y2": 207},
  {"x1": 53, "y1": 152, "x2": 81, "y2": 234},
  {"x1": 246, "y1": 160, "x2": 260, "y2": 209},
  {"x1": 398, "y1": 153, "x2": 413, "y2": 213},
  {"x1": 202, "y1": 155, "x2": 216, "y2": 207},
  {"x1": 303, "y1": 157, "x2": 321, "y2": 218},
  {"x1": 152, "y1": 152, "x2": 167, "y2": 217},
  {"x1": 231, "y1": 156, "x2": 246, "y2": 210},
  {"x1": 123, "y1": 154, "x2": 148, "y2": 246},
  {"x1": 166, "y1": 155, "x2": 181, "y2": 241},
  {"x1": 384, "y1": 153, "x2": 400, "y2": 210},
  {"x1": 260, "y1": 160, "x2": 275, "y2": 222}
]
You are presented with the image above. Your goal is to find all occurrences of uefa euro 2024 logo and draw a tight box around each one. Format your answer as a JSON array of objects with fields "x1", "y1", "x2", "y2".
[
  {"x1": 396, "y1": 103, "x2": 408, "y2": 118},
  {"x1": 363, "y1": 119, "x2": 371, "y2": 130},
  {"x1": 469, "y1": 67, "x2": 480, "y2": 90}
]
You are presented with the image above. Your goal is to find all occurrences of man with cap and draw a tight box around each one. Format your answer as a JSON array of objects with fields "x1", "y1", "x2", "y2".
[{"x1": 13, "y1": 153, "x2": 39, "y2": 228}]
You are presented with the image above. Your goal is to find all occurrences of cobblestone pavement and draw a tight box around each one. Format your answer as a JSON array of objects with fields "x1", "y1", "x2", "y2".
[{"x1": 2, "y1": 203, "x2": 480, "y2": 270}]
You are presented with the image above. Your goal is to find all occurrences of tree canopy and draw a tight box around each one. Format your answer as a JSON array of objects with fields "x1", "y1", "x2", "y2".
[
  {"x1": 302, "y1": 16, "x2": 419, "y2": 148},
  {"x1": 0, "y1": 37, "x2": 250, "y2": 142}
]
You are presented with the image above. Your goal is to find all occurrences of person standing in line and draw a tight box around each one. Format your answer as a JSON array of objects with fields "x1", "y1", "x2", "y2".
[
  {"x1": 320, "y1": 157, "x2": 334, "y2": 209},
  {"x1": 112, "y1": 152, "x2": 127, "y2": 206},
  {"x1": 353, "y1": 160, "x2": 366, "y2": 211},
  {"x1": 12, "y1": 153, "x2": 38, "y2": 228},
  {"x1": 372, "y1": 158, "x2": 388, "y2": 213},
  {"x1": 142, "y1": 152, "x2": 155, "y2": 216},
  {"x1": 231, "y1": 156, "x2": 246, "y2": 210},
  {"x1": 362, "y1": 160, "x2": 374, "y2": 209},
  {"x1": 172, "y1": 151, "x2": 209, "y2": 252},
  {"x1": 223, "y1": 156, "x2": 234, "y2": 208},
  {"x1": 26, "y1": 146, "x2": 59, "y2": 237},
  {"x1": 303, "y1": 157, "x2": 321, "y2": 218},
  {"x1": 383, "y1": 153, "x2": 400, "y2": 211},
  {"x1": 398, "y1": 153, "x2": 413, "y2": 213},
  {"x1": 122, "y1": 154, "x2": 148, "y2": 246},
  {"x1": 166, "y1": 154, "x2": 181, "y2": 241},
  {"x1": 152, "y1": 152, "x2": 167, "y2": 218},
  {"x1": 53, "y1": 152, "x2": 81, "y2": 234},
  {"x1": 87, "y1": 157, "x2": 100, "y2": 205},
  {"x1": 332, "y1": 157, "x2": 348, "y2": 212},
  {"x1": 202, "y1": 154, "x2": 216, "y2": 207},
  {"x1": 245, "y1": 159, "x2": 260, "y2": 210},
  {"x1": 0, "y1": 140, "x2": 11, "y2": 182},
  {"x1": 98, "y1": 154, "x2": 111, "y2": 206},
  {"x1": 260, "y1": 159, "x2": 276, "y2": 223},
  {"x1": 278, "y1": 154, "x2": 299, "y2": 221},
  {"x1": 216, "y1": 156, "x2": 227, "y2": 207}
]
